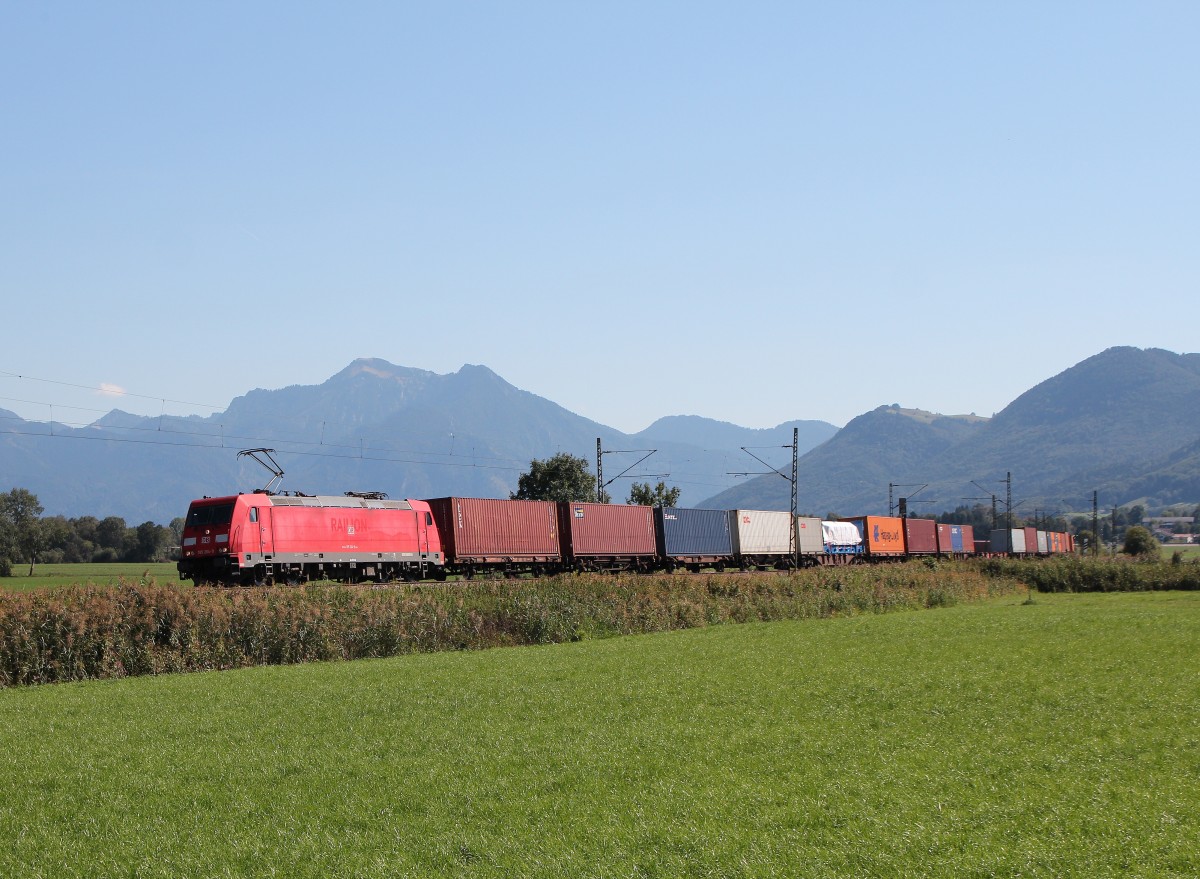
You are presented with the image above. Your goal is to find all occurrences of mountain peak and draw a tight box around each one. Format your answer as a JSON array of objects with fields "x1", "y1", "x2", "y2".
[
  {"x1": 333, "y1": 358, "x2": 436, "y2": 383},
  {"x1": 869, "y1": 405, "x2": 988, "y2": 426}
]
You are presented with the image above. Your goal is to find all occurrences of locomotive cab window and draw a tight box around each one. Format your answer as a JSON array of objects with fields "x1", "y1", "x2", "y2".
[
  {"x1": 186, "y1": 503, "x2": 235, "y2": 528},
  {"x1": 250, "y1": 508, "x2": 258, "y2": 523},
  {"x1": 426, "y1": 512, "x2": 433, "y2": 526}
]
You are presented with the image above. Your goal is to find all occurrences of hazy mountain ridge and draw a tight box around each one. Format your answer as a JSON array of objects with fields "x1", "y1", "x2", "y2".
[
  {"x1": 2, "y1": 347, "x2": 1197, "y2": 523},
  {"x1": 0, "y1": 359, "x2": 836, "y2": 521},
  {"x1": 704, "y1": 405, "x2": 988, "y2": 515},
  {"x1": 632, "y1": 415, "x2": 838, "y2": 452},
  {"x1": 700, "y1": 347, "x2": 1200, "y2": 515}
]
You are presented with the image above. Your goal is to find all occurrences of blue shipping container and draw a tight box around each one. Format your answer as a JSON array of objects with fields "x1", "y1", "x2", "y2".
[
  {"x1": 950, "y1": 525, "x2": 964, "y2": 553},
  {"x1": 655, "y1": 508, "x2": 734, "y2": 559}
]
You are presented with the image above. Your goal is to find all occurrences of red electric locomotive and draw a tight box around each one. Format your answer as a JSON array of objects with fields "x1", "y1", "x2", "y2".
[{"x1": 178, "y1": 492, "x2": 442, "y2": 585}]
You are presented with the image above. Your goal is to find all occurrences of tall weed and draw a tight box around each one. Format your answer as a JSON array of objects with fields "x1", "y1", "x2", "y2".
[{"x1": 0, "y1": 565, "x2": 1016, "y2": 687}]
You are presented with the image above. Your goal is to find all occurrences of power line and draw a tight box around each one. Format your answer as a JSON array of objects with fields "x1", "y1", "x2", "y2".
[
  {"x1": 0, "y1": 369, "x2": 225, "y2": 412},
  {"x1": 0, "y1": 425, "x2": 529, "y2": 472},
  {"x1": 2, "y1": 372, "x2": 771, "y2": 490}
]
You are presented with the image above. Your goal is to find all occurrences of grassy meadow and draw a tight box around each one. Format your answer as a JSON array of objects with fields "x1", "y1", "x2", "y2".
[
  {"x1": 1162, "y1": 543, "x2": 1200, "y2": 562},
  {"x1": 1, "y1": 590, "x2": 1196, "y2": 878},
  {"x1": 0, "y1": 562, "x2": 179, "y2": 592}
]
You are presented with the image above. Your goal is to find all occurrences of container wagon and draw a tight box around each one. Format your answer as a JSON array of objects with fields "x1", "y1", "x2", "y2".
[
  {"x1": 426, "y1": 497, "x2": 560, "y2": 578},
  {"x1": 1023, "y1": 527, "x2": 1039, "y2": 555},
  {"x1": 795, "y1": 516, "x2": 825, "y2": 565},
  {"x1": 822, "y1": 520, "x2": 863, "y2": 561},
  {"x1": 655, "y1": 507, "x2": 734, "y2": 571},
  {"x1": 729, "y1": 509, "x2": 795, "y2": 569},
  {"x1": 903, "y1": 518, "x2": 938, "y2": 556},
  {"x1": 990, "y1": 528, "x2": 1028, "y2": 555},
  {"x1": 935, "y1": 523, "x2": 971, "y2": 557},
  {"x1": 842, "y1": 515, "x2": 906, "y2": 559},
  {"x1": 558, "y1": 502, "x2": 657, "y2": 571},
  {"x1": 936, "y1": 523, "x2": 954, "y2": 556}
]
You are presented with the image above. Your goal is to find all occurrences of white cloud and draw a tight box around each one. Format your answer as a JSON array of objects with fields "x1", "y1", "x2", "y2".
[{"x1": 97, "y1": 383, "x2": 126, "y2": 397}]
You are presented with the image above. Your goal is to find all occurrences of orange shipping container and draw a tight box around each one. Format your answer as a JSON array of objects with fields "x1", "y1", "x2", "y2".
[{"x1": 844, "y1": 515, "x2": 906, "y2": 556}]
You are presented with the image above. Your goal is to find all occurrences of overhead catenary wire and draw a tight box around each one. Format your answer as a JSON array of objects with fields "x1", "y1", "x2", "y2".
[{"x1": 0, "y1": 369, "x2": 224, "y2": 412}]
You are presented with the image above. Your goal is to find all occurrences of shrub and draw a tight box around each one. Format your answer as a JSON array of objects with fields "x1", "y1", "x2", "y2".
[
  {"x1": 1122, "y1": 526, "x2": 1160, "y2": 558},
  {"x1": 978, "y1": 556, "x2": 1200, "y2": 593},
  {"x1": 0, "y1": 565, "x2": 1020, "y2": 688}
]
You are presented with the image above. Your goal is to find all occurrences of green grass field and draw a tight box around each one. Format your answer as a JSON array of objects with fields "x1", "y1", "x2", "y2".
[
  {"x1": 1162, "y1": 543, "x2": 1200, "y2": 562},
  {"x1": 0, "y1": 562, "x2": 179, "y2": 592},
  {"x1": 1, "y1": 590, "x2": 1196, "y2": 877}
]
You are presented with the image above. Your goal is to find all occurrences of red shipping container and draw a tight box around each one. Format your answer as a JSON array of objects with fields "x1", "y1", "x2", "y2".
[
  {"x1": 904, "y1": 518, "x2": 938, "y2": 555},
  {"x1": 936, "y1": 523, "x2": 954, "y2": 554},
  {"x1": 962, "y1": 525, "x2": 976, "y2": 554},
  {"x1": 426, "y1": 497, "x2": 560, "y2": 563},
  {"x1": 558, "y1": 502, "x2": 656, "y2": 559},
  {"x1": 1024, "y1": 527, "x2": 1038, "y2": 555}
]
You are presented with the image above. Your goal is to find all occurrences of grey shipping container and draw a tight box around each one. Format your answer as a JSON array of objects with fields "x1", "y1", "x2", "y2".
[
  {"x1": 795, "y1": 516, "x2": 825, "y2": 555},
  {"x1": 655, "y1": 507, "x2": 733, "y2": 564},
  {"x1": 990, "y1": 528, "x2": 1028, "y2": 554},
  {"x1": 425, "y1": 497, "x2": 560, "y2": 563}
]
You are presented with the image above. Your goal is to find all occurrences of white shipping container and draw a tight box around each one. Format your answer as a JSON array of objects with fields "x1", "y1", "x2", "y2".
[
  {"x1": 1036, "y1": 531, "x2": 1049, "y2": 554},
  {"x1": 730, "y1": 509, "x2": 793, "y2": 555}
]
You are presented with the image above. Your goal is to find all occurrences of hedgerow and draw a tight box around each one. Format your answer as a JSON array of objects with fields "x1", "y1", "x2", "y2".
[
  {"x1": 0, "y1": 564, "x2": 1010, "y2": 687},
  {"x1": 977, "y1": 556, "x2": 1200, "y2": 593}
]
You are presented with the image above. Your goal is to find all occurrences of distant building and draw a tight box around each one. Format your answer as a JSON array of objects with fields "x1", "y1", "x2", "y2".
[{"x1": 1148, "y1": 517, "x2": 1195, "y2": 543}]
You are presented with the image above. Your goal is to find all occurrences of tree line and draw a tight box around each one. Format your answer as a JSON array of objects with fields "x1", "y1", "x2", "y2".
[{"x1": 0, "y1": 488, "x2": 182, "y2": 577}]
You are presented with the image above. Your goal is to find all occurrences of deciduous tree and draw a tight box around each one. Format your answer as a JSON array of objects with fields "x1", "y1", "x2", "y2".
[
  {"x1": 0, "y1": 488, "x2": 45, "y2": 575},
  {"x1": 512, "y1": 453, "x2": 608, "y2": 503},
  {"x1": 1121, "y1": 525, "x2": 1159, "y2": 558},
  {"x1": 626, "y1": 481, "x2": 681, "y2": 508}
]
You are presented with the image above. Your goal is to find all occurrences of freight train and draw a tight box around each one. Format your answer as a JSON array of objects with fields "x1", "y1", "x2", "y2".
[{"x1": 177, "y1": 492, "x2": 1076, "y2": 586}]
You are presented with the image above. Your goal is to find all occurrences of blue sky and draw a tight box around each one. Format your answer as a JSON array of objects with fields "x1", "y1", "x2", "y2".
[{"x1": 2, "y1": 2, "x2": 1197, "y2": 435}]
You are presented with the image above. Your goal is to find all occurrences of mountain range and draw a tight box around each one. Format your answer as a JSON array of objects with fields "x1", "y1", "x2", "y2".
[
  {"x1": 1, "y1": 347, "x2": 1198, "y2": 523},
  {"x1": 0, "y1": 360, "x2": 835, "y2": 522},
  {"x1": 706, "y1": 346, "x2": 1200, "y2": 516}
]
